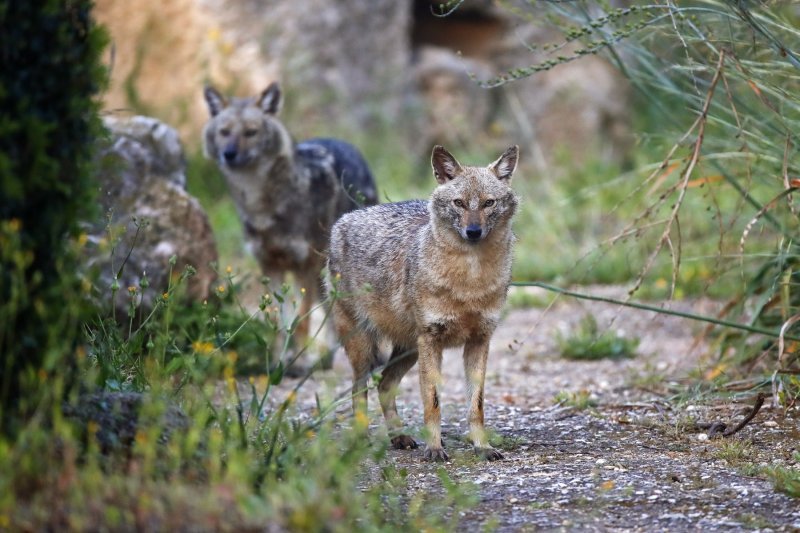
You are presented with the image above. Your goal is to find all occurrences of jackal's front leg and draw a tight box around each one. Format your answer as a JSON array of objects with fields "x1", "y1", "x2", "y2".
[
  {"x1": 463, "y1": 337, "x2": 503, "y2": 461},
  {"x1": 417, "y1": 334, "x2": 447, "y2": 462}
]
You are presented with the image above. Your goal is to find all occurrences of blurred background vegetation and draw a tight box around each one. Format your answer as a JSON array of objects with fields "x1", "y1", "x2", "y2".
[{"x1": 2, "y1": 0, "x2": 800, "y2": 528}]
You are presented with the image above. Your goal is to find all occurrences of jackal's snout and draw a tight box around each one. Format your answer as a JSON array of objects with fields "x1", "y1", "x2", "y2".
[
  {"x1": 223, "y1": 144, "x2": 238, "y2": 163},
  {"x1": 464, "y1": 224, "x2": 483, "y2": 242}
]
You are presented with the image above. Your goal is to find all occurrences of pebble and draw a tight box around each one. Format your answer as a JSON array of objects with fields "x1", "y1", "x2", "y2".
[{"x1": 696, "y1": 433, "x2": 709, "y2": 441}]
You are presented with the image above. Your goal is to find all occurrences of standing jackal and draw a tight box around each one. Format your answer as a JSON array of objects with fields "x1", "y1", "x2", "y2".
[
  {"x1": 203, "y1": 82, "x2": 378, "y2": 374},
  {"x1": 326, "y1": 145, "x2": 519, "y2": 462}
]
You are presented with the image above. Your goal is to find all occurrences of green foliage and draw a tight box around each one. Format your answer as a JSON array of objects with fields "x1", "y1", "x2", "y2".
[
  {"x1": 479, "y1": 1, "x2": 800, "y2": 394},
  {"x1": 763, "y1": 454, "x2": 800, "y2": 499},
  {"x1": 85, "y1": 244, "x2": 322, "y2": 391},
  {"x1": 0, "y1": 0, "x2": 108, "y2": 435},
  {"x1": 553, "y1": 389, "x2": 596, "y2": 410},
  {"x1": 557, "y1": 315, "x2": 639, "y2": 361},
  {"x1": 1, "y1": 262, "x2": 480, "y2": 529}
]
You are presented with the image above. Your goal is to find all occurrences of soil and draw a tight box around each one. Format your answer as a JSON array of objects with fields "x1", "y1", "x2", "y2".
[{"x1": 271, "y1": 286, "x2": 800, "y2": 531}]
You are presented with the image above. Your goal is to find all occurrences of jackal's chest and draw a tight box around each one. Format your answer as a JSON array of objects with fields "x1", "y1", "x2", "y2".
[
  {"x1": 419, "y1": 246, "x2": 510, "y2": 303},
  {"x1": 414, "y1": 276, "x2": 507, "y2": 347},
  {"x1": 418, "y1": 307, "x2": 500, "y2": 347}
]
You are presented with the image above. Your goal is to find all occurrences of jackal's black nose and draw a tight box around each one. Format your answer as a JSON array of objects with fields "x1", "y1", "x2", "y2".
[
  {"x1": 223, "y1": 149, "x2": 237, "y2": 162},
  {"x1": 465, "y1": 225, "x2": 483, "y2": 241}
]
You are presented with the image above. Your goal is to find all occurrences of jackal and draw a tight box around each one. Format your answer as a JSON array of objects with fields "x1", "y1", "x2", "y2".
[
  {"x1": 326, "y1": 145, "x2": 519, "y2": 461},
  {"x1": 203, "y1": 82, "x2": 378, "y2": 374}
]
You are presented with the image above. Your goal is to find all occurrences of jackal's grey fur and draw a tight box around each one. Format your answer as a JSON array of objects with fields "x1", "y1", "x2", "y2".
[{"x1": 203, "y1": 82, "x2": 378, "y2": 372}]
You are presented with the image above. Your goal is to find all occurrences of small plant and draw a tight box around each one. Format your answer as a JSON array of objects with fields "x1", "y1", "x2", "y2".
[
  {"x1": 762, "y1": 455, "x2": 800, "y2": 499},
  {"x1": 554, "y1": 389, "x2": 597, "y2": 410},
  {"x1": 557, "y1": 315, "x2": 639, "y2": 361},
  {"x1": 714, "y1": 439, "x2": 755, "y2": 467}
]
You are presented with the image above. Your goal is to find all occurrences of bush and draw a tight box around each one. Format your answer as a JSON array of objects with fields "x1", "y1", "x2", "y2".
[{"x1": 0, "y1": 0, "x2": 107, "y2": 435}]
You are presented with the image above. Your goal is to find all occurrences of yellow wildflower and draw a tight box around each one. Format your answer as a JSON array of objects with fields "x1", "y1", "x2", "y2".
[
  {"x1": 192, "y1": 341, "x2": 215, "y2": 354},
  {"x1": 354, "y1": 409, "x2": 369, "y2": 428}
]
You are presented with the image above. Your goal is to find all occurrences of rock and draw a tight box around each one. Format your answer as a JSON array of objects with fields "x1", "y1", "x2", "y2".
[
  {"x1": 411, "y1": 3, "x2": 632, "y2": 169},
  {"x1": 88, "y1": 115, "x2": 218, "y2": 319},
  {"x1": 412, "y1": 46, "x2": 496, "y2": 149},
  {"x1": 95, "y1": 0, "x2": 413, "y2": 138},
  {"x1": 101, "y1": 115, "x2": 186, "y2": 189},
  {"x1": 63, "y1": 391, "x2": 188, "y2": 454}
]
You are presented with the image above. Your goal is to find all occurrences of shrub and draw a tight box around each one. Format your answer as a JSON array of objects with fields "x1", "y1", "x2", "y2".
[{"x1": 0, "y1": 0, "x2": 108, "y2": 435}]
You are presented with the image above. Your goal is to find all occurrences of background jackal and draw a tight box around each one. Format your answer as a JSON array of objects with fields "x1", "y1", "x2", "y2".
[
  {"x1": 203, "y1": 82, "x2": 378, "y2": 374},
  {"x1": 327, "y1": 145, "x2": 519, "y2": 462}
]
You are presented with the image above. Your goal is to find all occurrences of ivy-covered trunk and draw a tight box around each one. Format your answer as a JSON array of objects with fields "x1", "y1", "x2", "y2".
[{"x1": 0, "y1": 0, "x2": 107, "y2": 436}]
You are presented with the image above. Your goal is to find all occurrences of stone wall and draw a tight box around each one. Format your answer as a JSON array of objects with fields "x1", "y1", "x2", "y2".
[{"x1": 95, "y1": 0, "x2": 631, "y2": 167}]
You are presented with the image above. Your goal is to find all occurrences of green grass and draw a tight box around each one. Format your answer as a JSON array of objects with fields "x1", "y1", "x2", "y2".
[
  {"x1": 714, "y1": 439, "x2": 756, "y2": 467},
  {"x1": 763, "y1": 458, "x2": 800, "y2": 499},
  {"x1": 557, "y1": 315, "x2": 639, "y2": 361}
]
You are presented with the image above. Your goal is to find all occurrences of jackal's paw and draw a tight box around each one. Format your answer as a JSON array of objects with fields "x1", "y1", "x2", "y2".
[
  {"x1": 423, "y1": 447, "x2": 449, "y2": 462},
  {"x1": 391, "y1": 435, "x2": 419, "y2": 450},
  {"x1": 475, "y1": 446, "x2": 504, "y2": 461}
]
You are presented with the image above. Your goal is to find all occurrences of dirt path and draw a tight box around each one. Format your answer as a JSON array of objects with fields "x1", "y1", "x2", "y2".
[{"x1": 272, "y1": 287, "x2": 800, "y2": 531}]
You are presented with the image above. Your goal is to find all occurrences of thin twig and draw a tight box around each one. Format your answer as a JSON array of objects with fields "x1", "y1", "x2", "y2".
[
  {"x1": 722, "y1": 392, "x2": 766, "y2": 437},
  {"x1": 628, "y1": 51, "x2": 726, "y2": 299},
  {"x1": 511, "y1": 281, "x2": 800, "y2": 343}
]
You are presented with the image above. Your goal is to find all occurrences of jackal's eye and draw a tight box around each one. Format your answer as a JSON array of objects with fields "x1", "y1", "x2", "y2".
[
  {"x1": 483, "y1": 199, "x2": 495, "y2": 208},
  {"x1": 219, "y1": 128, "x2": 231, "y2": 137},
  {"x1": 453, "y1": 199, "x2": 465, "y2": 208},
  {"x1": 244, "y1": 129, "x2": 258, "y2": 138}
]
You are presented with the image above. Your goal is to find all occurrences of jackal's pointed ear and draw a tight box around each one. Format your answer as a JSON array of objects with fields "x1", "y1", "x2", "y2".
[
  {"x1": 490, "y1": 145, "x2": 519, "y2": 182},
  {"x1": 259, "y1": 82, "x2": 283, "y2": 115},
  {"x1": 204, "y1": 86, "x2": 227, "y2": 117},
  {"x1": 431, "y1": 145, "x2": 463, "y2": 184}
]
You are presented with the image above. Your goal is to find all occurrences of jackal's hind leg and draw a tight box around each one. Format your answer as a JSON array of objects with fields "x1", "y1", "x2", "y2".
[
  {"x1": 333, "y1": 303, "x2": 377, "y2": 414},
  {"x1": 378, "y1": 345, "x2": 419, "y2": 449}
]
